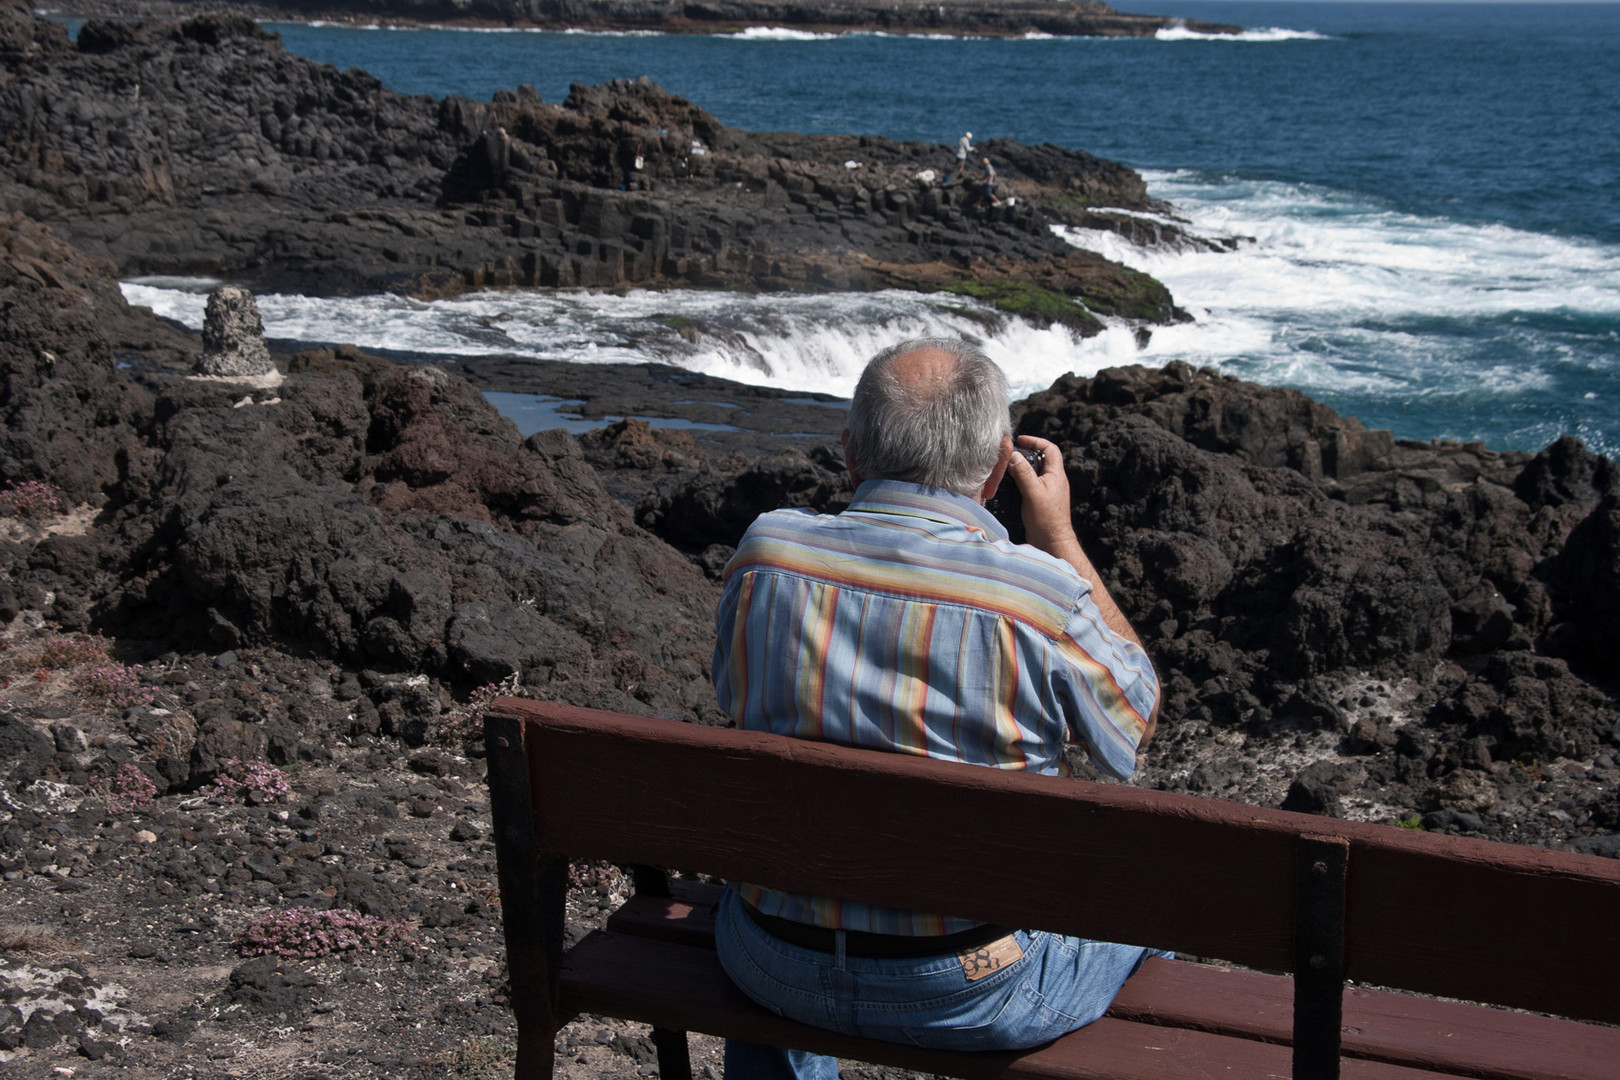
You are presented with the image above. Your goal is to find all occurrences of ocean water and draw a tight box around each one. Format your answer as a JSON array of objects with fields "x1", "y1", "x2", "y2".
[{"x1": 114, "y1": 4, "x2": 1620, "y2": 455}]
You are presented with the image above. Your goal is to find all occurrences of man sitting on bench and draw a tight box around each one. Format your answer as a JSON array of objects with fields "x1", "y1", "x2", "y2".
[{"x1": 711, "y1": 338, "x2": 1167, "y2": 1079}]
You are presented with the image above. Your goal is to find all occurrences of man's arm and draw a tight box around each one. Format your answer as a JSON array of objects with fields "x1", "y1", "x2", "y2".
[{"x1": 1006, "y1": 435, "x2": 1161, "y2": 742}]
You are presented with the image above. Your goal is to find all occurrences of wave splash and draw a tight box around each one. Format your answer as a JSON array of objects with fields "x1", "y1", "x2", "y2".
[
  {"x1": 1156, "y1": 22, "x2": 1332, "y2": 43},
  {"x1": 730, "y1": 26, "x2": 840, "y2": 41},
  {"x1": 120, "y1": 283, "x2": 1142, "y2": 402},
  {"x1": 1057, "y1": 170, "x2": 1620, "y2": 454},
  {"x1": 120, "y1": 172, "x2": 1620, "y2": 456}
]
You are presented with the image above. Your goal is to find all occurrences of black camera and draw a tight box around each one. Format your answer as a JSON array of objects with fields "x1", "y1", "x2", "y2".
[{"x1": 987, "y1": 448, "x2": 1044, "y2": 539}]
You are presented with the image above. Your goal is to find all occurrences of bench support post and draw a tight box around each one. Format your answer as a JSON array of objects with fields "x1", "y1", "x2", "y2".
[
  {"x1": 633, "y1": 866, "x2": 692, "y2": 1077},
  {"x1": 653, "y1": 1026, "x2": 693, "y2": 1080},
  {"x1": 1293, "y1": 834, "x2": 1348, "y2": 1080},
  {"x1": 488, "y1": 713, "x2": 569, "y2": 1080}
]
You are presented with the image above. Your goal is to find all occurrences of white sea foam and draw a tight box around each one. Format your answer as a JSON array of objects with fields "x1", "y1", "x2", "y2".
[
  {"x1": 268, "y1": 20, "x2": 1330, "y2": 47},
  {"x1": 557, "y1": 27, "x2": 666, "y2": 37},
  {"x1": 275, "y1": 20, "x2": 598, "y2": 34},
  {"x1": 447, "y1": 25, "x2": 556, "y2": 34},
  {"x1": 731, "y1": 26, "x2": 840, "y2": 41},
  {"x1": 1155, "y1": 22, "x2": 1331, "y2": 43},
  {"x1": 120, "y1": 167, "x2": 1620, "y2": 452},
  {"x1": 1091, "y1": 172, "x2": 1620, "y2": 321},
  {"x1": 1053, "y1": 170, "x2": 1620, "y2": 415},
  {"x1": 119, "y1": 281, "x2": 1143, "y2": 401}
]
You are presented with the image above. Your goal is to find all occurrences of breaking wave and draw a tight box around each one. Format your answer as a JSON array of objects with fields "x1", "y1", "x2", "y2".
[{"x1": 1155, "y1": 22, "x2": 1332, "y2": 43}]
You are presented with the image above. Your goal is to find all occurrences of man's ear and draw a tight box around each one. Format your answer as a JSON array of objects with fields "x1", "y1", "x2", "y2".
[
  {"x1": 977, "y1": 437, "x2": 1016, "y2": 503},
  {"x1": 841, "y1": 429, "x2": 865, "y2": 486}
]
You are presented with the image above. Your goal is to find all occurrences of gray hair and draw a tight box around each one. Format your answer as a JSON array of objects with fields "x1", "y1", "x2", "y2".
[{"x1": 845, "y1": 338, "x2": 1011, "y2": 496}]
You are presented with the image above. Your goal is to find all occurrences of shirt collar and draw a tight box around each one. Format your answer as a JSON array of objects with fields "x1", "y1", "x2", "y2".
[{"x1": 846, "y1": 479, "x2": 1009, "y2": 541}]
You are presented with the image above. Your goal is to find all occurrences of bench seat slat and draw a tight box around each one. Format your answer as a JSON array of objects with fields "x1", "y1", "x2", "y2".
[
  {"x1": 1112, "y1": 962, "x2": 1620, "y2": 1080},
  {"x1": 561, "y1": 929, "x2": 1452, "y2": 1080},
  {"x1": 605, "y1": 888, "x2": 1620, "y2": 1080},
  {"x1": 603, "y1": 880, "x2": 720, "y2": 944}
]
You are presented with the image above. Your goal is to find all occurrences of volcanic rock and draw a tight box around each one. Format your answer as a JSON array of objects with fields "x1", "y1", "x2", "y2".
[
  {"x1": 40, "y1": 0, "x2": 1244, "y2": 39},
  {"x1": 0, "y1": 213, "x2": 156, "y2": 510},
  {"x1": 196, "y1": 285, "x2": 276, "y2": 379},
  {"x1": 999, "y1": 364, "x2": 1618, "y2": 813},
  {"x1": 1, "y1": 197, "x2": 726, "y2": 730},
  {"x1": 0, "y1": 4, "x2": 1187, "y2": 332}
]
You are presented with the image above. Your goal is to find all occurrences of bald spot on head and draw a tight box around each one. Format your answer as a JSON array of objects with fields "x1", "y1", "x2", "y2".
[{"x1": 889, "y1": 346, "x2": 958, "y2": 399}]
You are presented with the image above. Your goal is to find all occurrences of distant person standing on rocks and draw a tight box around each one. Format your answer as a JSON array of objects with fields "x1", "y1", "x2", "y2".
[
  {"x1": 710, "y1": 338, "x2": 1166, "y2": 1080},
  {"x1": 951, "y1": 130, "x2": 974, "y2": 183},
  {"x1": 979, "y1": 156, "x2": 1002, "y2": 207}
]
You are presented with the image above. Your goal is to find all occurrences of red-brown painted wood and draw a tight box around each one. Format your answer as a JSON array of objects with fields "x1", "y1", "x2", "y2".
[
  {"x1": 606, "y1": 888, "x2": 1620, "y2": 1080},
  {"x1": 1340, "y1": 841, "x2": 1618, "y2": 1026},
  {"x1": 604, "y1": 880, "x2": 720, "y2": 945},
  {"x1": 561, "y1": 930, "x2": 1449, "y2": 1080},
  {"x1": 520, "y1": 700, "x2": 1301, "y2": 968},
  {"x1": 1112, "y1": 961, "x2": 1620, "y2": 1080},
  {"x1": 507, "y1": 699, "x2": 1620, "y2": 1025},
  {"x1": 484, "y1": 712, "x2": 566, "y2": 1080}
]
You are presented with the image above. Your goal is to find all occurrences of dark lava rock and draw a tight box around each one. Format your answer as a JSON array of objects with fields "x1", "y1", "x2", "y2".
[
  {"x1": 1571, "y1": 834, "x2": 1620, "y2": 859},
  {"x1": 0, "y1": 715, "x2": 55, "y2": 782},
  {"x1": 190, "y1": 719, "x2": 268, "y2": 784},
  {"x1": 22, "y1": 1008, "x2": 63, "y2": 1048},
  {"x1": 226, "y1": 956, "x2": 321, "y2": 1016},
  {"x1": 54, "y1": 0, "x2": 1243, "y2": 40},
  {"x1": 1281, "y1": 762, "x2": 1348, "y2": 817},
  {"x1": 1011, "y1": 363, "x2": 1618, "y2": 788},
  {"x1": 148, "y1": 1016, "x2": 196, "y2": 1042},
  {"x1": 0, "y1": 4, "x2": 1186, "y2": 330},
  {"x1": 1, "y1": 207, "x2": 727, "y2": 732},
  {"x1": 1422, "y1": 809, "x2": 1486, "y2": 835},
  {"x1": 629, "y1": 442, "x2": 851, "y2": 557},
  {"x1": 78, "y1": 1033, "x2": 120, "y2": 1059},
  {"x1": 0, "y1": 214, "x2": 156, "y2": 508}
]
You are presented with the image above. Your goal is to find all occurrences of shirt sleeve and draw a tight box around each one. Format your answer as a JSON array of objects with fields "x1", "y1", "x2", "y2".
[
  {"x1": 712, "y1": 572, "x2": 742, "y2": 719},
  {"x1": 1052, "y1": 582, "x2": 1160, "y2": 780}
]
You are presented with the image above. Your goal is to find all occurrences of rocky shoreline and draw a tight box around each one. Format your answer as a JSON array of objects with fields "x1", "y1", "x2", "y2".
[
  {"x1": 38, "y1": 0, "x2": 1243, "y2": 39},
  {"x1": 4, "y1": 6, "x2": 1197, "y2": 336},
  {"x1": 2, "y1": 3, "x2": 1617, "y2": 1077}
]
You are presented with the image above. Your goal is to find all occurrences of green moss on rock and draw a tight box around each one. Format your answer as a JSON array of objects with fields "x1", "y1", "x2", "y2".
[
  {"x1": 1079, "y1": 265, "x2": 1188, "y2": 324},
  {"x1": 942, "y1": 279, "x2": 1103, "y2": 335}
]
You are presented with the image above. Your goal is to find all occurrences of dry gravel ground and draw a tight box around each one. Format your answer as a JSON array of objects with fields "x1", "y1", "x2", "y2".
[
  {"x1": 0, "y1": 627, "x2": 616, "y2": 1078},
  {"x1": 0, "y1": 612, "x2": 936, "y2": 1080}
]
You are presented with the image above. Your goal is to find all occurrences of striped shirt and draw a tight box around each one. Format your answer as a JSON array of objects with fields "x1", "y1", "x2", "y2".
[{"x1": 713, "y1": 479, "x2": 1159, "y2": 935}]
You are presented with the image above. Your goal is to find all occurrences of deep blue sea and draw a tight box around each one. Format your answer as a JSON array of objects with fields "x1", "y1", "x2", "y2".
[{"x1": 111, "y1": 3, "x2": 1620, "y2": 455}]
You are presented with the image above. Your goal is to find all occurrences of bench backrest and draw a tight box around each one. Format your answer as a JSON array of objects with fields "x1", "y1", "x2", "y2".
[{"x1": 488, "y1": 699, "x2": 1620, "y2": 1028}]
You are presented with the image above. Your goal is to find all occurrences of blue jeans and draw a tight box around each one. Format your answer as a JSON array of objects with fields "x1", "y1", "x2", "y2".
[{"x1": 715, "y1": 887, "x2": 1168, "y2": 1079}]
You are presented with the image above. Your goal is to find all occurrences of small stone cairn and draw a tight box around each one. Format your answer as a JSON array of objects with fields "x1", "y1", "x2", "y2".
[{"x1": 195, "y1": 284, "x2": 275, "y2": 378}]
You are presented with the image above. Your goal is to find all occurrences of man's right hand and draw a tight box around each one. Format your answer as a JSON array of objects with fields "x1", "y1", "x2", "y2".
[
  {"x1": 1006, "y1": 435, "x2": 1081, "y2": 559},
  {"x1": 1006, "y1": 436, "x2": 1151, "y2": 662}
]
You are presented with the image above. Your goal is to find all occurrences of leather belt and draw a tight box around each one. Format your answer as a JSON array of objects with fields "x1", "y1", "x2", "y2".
[{"x1": 742, "y1": 901, "x2": 1015, "y2": 958}]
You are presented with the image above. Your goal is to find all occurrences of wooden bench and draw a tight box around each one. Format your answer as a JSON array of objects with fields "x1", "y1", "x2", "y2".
[{"x1": 484, "y1": 699, "x2": 1620, "y2": 1080}]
